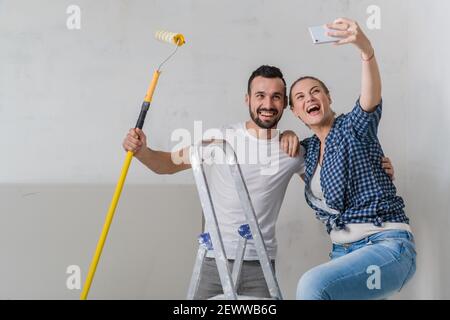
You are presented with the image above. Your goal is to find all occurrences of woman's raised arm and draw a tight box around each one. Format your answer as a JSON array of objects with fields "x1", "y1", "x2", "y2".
[{"x1": 326, "y1": 18, "x2": 382, "y2": 112}]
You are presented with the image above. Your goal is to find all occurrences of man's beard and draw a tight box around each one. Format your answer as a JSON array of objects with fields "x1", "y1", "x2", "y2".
[{"x1": 249, "y1": 106, "x2": 282, "y2": 129}]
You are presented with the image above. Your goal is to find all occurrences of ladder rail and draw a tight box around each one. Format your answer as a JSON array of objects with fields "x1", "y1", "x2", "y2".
[
  {"x1": 221, "y1": 140, "x2": 283, "y2": 300},
  {"x1": 187, "y1": 246, "x2": 208, "y2": 300},
  {"x1": 231, "y1": 236, "x2": 246, "y2": 287},
  {"x1": 189, "y1": 141, "x2": 237, "y2": 300}
]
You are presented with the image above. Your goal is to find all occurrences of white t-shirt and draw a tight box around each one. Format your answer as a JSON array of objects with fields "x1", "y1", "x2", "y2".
[{"x1": 202, "y1": 122, "x2": 305, "y2": 260}]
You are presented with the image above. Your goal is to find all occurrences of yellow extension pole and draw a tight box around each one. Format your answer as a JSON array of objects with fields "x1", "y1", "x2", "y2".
[{"x1": 81, "y1": 70, "x2": 161, "y2": 300}]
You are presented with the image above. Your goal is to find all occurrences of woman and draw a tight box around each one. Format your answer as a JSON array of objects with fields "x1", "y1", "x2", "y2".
[{"x1": 289, "y1": 18, "x2": 416, "y2": 300}]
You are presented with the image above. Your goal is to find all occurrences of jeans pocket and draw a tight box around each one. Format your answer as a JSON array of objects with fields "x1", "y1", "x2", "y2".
[
  {"x1": 328, "y1": 251, "x2": 335, "y2": 260},
  {"x1": 329, "y1": 245, "x2": 346, "y2": 260},
  {"x1": 376, "y1": 238, "x2": 417, "y2": 292},
  {"x1": 403, "y1": 240, "x2": 417, "y2": 258},
  {"x1": 399, "y1": 255, "x2": 416, "y2": 291},
  {"x1": 376, "y1": 239, "x2": 405, "y2": 262}
]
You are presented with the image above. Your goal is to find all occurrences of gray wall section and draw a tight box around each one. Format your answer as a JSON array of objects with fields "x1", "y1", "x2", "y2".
[
  {"x1": 0, "y1": 185, "x2": 201, "y2": 299},
  {"x1": 403, "y1": 1, "x2": 450, "y2": 299},
  {"x1": 1, "y1": 0, "x2": 449, "y2": 299}
]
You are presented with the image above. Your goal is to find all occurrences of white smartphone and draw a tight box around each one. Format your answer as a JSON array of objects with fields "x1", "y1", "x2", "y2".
[{"x1": 308, "y1": 25, "x2": 340, "y2": 44}]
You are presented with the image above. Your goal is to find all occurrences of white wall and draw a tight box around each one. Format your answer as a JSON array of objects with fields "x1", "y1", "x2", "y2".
[
  {"x1": 0, "y1": 0, "x2": 448, "y2": 299},
  {"x1": 402, "y1": 0, "x2": 450, "y2": 299}
]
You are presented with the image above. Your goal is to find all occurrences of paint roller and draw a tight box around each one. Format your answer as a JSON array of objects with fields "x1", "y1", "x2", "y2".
[{"x1": 80, "y1": 31, "x2": 186, "y2": 300}]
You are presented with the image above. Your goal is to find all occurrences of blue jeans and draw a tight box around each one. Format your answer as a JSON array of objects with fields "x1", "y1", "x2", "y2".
[{"x1": 296, "y1": 230, "x2": 417, "y2": 300}]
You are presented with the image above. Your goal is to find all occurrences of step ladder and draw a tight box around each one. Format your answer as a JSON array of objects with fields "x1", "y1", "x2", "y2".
[{"x1": 186, "y1": 139, "x2": 283, "y2": 300}]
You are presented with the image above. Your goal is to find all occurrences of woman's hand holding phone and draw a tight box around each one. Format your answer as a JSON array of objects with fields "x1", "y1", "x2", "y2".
[{"x1": 325, "y1": 18, "x2": 373, "y2": 58}]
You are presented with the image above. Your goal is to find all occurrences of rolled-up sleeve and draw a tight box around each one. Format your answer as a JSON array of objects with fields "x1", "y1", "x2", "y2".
[{"x1": 349, "y1": 98, "x2": 382, "y2": 142}]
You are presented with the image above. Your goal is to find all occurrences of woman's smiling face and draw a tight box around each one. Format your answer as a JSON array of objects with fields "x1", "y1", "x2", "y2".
[{"x1": 290, "y1": 78, "x2": 334, "y2": 128}]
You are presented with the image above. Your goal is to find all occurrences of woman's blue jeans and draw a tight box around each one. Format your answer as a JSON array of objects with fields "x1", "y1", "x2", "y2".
[{"x1": 296, "y1": 230, "x2": 417, "y2": 300}]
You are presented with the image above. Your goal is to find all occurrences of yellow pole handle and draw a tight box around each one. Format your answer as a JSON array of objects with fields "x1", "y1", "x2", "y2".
[
  {"x1": 145, "y1": 70, "x2": 161, "y2": 103},
  {"x1": 81, "y1": 70, "x2": 161, "y2": 300},
  {"x1": 80, "y1": 151, "x2": 133, "y2": 300}
]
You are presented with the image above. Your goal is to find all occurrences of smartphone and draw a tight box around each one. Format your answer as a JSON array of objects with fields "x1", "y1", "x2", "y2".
[{"x1": 308, "y1": 25, "x2": 340, "y2": 44}]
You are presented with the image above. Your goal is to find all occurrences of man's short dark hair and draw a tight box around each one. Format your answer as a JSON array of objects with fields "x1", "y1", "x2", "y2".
[{"x1": 247, "y1": 65, "x2": 287, "y2": 97}]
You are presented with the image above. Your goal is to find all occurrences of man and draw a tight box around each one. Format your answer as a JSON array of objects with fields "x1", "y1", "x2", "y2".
[{"x1": 122, "y1": 65, "x2": 394, "y2": 299}]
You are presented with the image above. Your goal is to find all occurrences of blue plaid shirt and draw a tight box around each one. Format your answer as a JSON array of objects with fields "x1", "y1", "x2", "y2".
[{"x1": 301, "y1": 99, "x2": 409, "y2": 233}]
